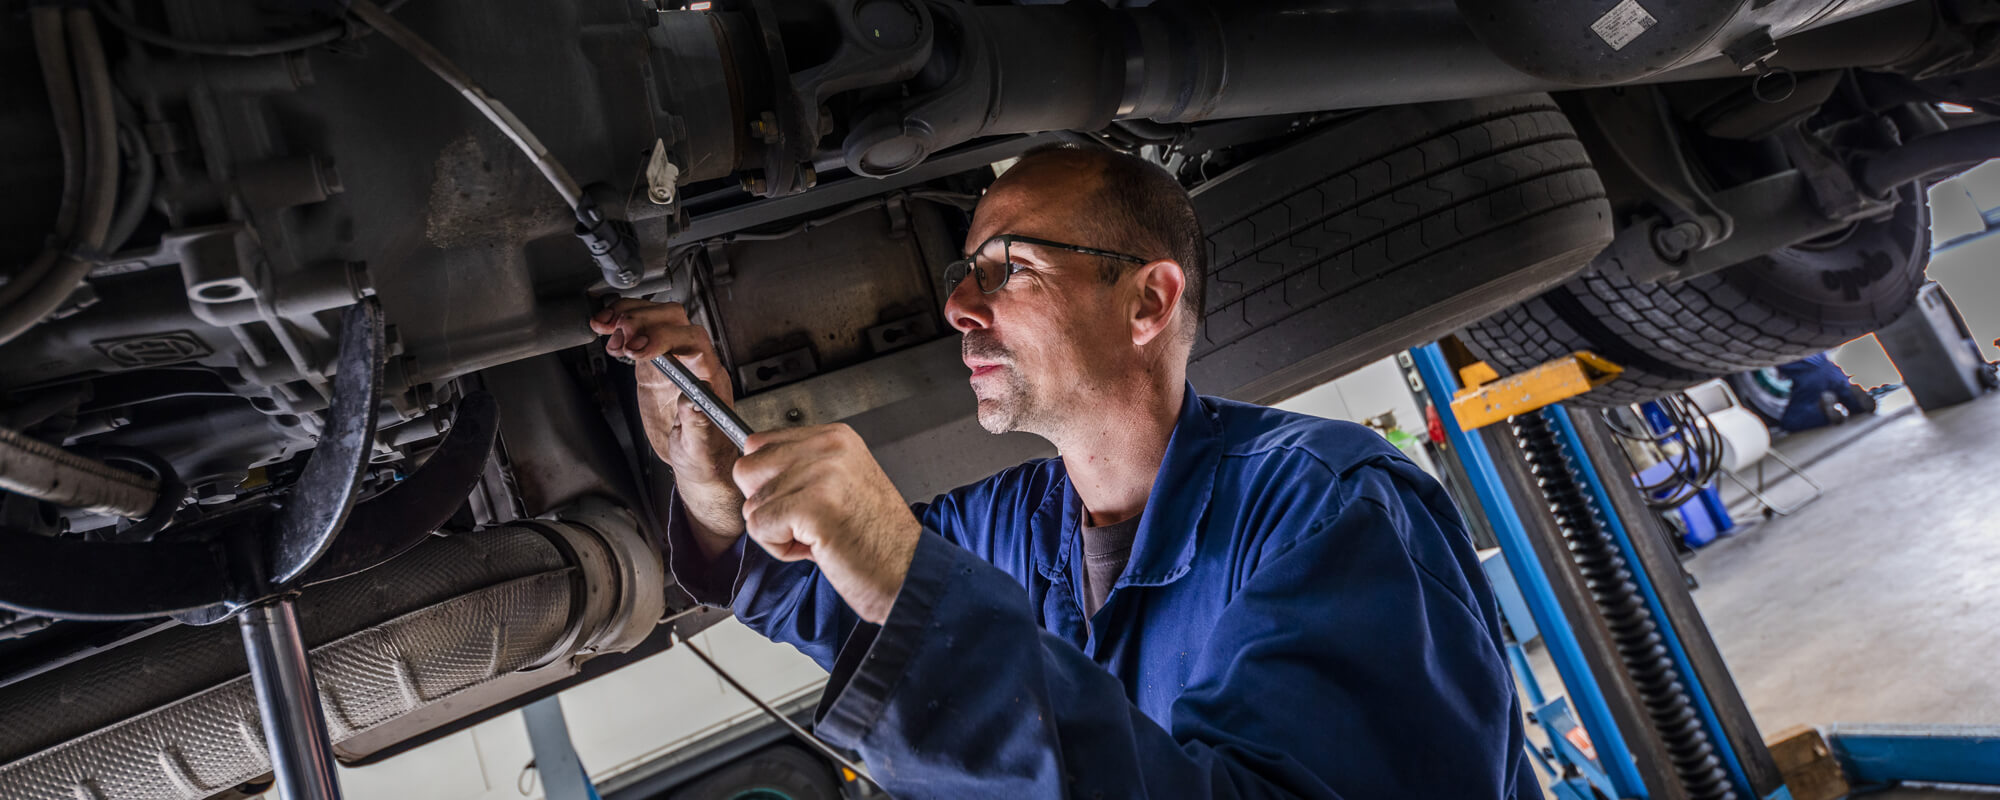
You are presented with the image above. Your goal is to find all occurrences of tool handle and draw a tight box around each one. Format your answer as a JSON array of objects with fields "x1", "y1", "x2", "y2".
[{"x1": 649, "y1": 356, "x2": 754, "y2": 452}]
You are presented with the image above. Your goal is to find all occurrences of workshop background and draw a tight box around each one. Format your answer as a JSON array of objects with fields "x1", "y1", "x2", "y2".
[{"x1": 327, "y1": 169, "x2": 2000, "y2": 800}]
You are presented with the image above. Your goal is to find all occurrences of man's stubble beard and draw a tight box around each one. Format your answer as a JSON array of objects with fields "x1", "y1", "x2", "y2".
[
  {"x1": 974, "y1": 367, "x2": 1036, "y2": 434},
  {"x1": 965, "y1": 331, "x2": 1040, "y2": 435}
]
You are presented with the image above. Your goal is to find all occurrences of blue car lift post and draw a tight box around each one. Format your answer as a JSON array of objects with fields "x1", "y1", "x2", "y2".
[{"x1": 1410, "y1": 343, "x2": 2000, "y2": 800}]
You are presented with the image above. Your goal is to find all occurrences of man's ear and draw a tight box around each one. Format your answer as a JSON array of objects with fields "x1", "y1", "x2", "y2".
[{"x1": 1129, "y1": 259, "x2": 1186, "y2": 347}]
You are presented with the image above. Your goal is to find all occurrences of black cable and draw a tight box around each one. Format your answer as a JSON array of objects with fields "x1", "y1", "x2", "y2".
[
  {"x1": 2, "y1": 10, "x2": 83, "y2": 314},
  {"x1": 104, "y1": 91, "x2": 155, "y2": 255},
  {"x1": 1, "y1": 9, "x2": 119, "y2": 348},
  {"x1": 346, "y1": 0, "x2": 583, "y2": 210},
  {"x1": 84, "y1": 446, "x2": 186, "y2": 541},
  {"x1": 1601, "y1": 394, "x2": 1727, "y2": 510},
  {"x1": 91, "y1": 0, "x2": 412, "y2": 58},
  {"x1": 674, "y1": 631, "x2": 884, "y2": 793}
]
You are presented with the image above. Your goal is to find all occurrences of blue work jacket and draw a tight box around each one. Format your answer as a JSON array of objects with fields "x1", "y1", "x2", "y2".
[{"x1": 670, "y1": 385, "x2": 1534, "y2": 798}]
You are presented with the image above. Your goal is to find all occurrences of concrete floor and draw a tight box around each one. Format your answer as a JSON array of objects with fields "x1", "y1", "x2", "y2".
[
  {"x1": 1518, "y1": 390, "x2": 2000, "y2": 798},
  {"x1": 1687, "y1": 389, "x2": 2000, "y2": 734}
]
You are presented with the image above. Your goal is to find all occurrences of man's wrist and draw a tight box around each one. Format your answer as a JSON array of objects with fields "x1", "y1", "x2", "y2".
[{"x1": 677, "y1": 480, "x2": 745, "y2": 558}]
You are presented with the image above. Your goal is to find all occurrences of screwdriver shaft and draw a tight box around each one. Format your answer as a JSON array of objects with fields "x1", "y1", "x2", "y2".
[{"x1": 649, "y1": 356, "x2": 754, "y2": 452}]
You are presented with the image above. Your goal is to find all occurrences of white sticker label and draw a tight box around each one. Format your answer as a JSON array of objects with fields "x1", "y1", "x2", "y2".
[{"x1": 1590, "y1": 0, "x2": 1658, "y2": 51}]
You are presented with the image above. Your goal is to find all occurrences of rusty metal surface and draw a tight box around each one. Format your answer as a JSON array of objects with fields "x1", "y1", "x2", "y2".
[{"x1": 711, "y1": 199, "x2": 956, "y2": 392}]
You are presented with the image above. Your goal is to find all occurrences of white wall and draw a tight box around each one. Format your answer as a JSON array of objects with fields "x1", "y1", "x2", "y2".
[{"x1": 1275, "y1": 355, "x2": 1440, "y2": 478}]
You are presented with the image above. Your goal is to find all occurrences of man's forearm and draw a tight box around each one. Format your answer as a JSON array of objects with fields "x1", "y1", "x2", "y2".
[{"x1": 677, "y1": 481, "x2": 744, "y2": 563}]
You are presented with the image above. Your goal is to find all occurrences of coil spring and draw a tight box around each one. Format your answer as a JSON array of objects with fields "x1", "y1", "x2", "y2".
[{"x1": 1511, "y1": 410, "x2": 1737, "y2": 800}]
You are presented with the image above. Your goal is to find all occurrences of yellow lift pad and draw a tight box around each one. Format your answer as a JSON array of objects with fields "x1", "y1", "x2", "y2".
[{"x1": 1449, "y1": 351, "x2": 1623, "y2": 430}]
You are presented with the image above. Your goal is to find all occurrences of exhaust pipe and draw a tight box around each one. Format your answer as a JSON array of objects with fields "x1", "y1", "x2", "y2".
[
  {"x1": 648, "y1": 0, "x2": 1941, "y2": 188},
  {"x1": 0, "y1": 499, "x2": 662, "y2": 800}
]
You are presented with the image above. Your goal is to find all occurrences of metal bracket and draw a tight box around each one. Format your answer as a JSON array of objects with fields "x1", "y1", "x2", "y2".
[
  {"x1": 1576, "y1": 88, "x2": 1736, "y2": 255},
  {"x1": 0, "y1": 301, "x2": 385, "y2": 620},
  {"x1": 269, "y1": 300, "x2": 385, "y2": 588},
  {"x1": 645, "y1": 139, "x2": 680, "y2": 206},
  {"x1": 1449, "y1": 352, "x2": 1623, "y2": 431},
  {"x1": 302, "y1": 391, "x2": 500, "y2": 585}
]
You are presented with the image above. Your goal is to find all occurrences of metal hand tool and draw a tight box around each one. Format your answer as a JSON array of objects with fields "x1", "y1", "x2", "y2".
[{"x1": 650, "y1": 355, "x2": 754, "y2": 452}]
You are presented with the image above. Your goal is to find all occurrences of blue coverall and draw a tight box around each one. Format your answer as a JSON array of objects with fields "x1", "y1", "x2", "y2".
[
  {"x1": 670, "y1": 385, "x2": 1535, "y2": 798},
  {"x1": 1775, "y1": 354, "x2": 1871, "y2": 431}
]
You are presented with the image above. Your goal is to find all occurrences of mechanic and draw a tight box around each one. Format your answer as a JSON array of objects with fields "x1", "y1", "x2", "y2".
[
  {"x1": 1774, "y1": 352, "x2": 1877, "y2": 431},
  {"x1": 590, "y1": 145, "x2": 1535, "y2": 797}
]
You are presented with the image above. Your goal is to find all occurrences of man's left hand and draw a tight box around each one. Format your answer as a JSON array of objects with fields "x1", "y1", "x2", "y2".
[{"x1": 732, "y1": 424, "x2": 922, "y2": 625}]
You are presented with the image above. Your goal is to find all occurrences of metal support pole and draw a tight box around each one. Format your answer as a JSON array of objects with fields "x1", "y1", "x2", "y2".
[
  {"x1": 239, "y1": 598, "x2": 344, "y2": 800},
  {"x1": 522, "y1": 696, "x2": 602, "y2": 800}
]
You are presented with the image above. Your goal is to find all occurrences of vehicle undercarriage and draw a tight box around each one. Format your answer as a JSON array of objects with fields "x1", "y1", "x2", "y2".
[{"x1": 2, "y1": 0, "x2": 1997, "y2": 795}]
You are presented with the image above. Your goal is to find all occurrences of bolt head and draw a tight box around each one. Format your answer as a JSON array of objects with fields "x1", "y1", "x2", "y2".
[
  {"x1": 614, "y1": 269, "x2": 640, "y2": 287},
  {"x1": 649, "y1": 186, "x2": 674, "y2": 203}
]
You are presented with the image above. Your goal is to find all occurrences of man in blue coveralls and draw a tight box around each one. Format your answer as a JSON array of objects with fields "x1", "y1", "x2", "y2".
[{"x1": 591, "y1": 145, "x2": 1534, "y2": 797}]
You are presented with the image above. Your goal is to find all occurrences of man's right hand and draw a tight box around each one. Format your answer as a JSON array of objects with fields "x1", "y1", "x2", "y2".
[{"x1": 590, "y1": 298, "x2": 745, "y2": 559}]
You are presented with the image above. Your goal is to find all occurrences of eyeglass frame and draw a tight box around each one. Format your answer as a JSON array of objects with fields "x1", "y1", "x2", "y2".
[{"x1": 942, "y1": 234, "x2": 1148, "y2": 300}]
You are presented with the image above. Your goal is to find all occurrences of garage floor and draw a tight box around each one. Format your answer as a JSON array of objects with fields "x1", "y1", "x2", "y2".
[
  {"x1": 1688, "y1": 389, "x2": 2000, "y2": 734},
  {"x1": 1518, "y1": 389, "x2": 2000, "y2": 798}
]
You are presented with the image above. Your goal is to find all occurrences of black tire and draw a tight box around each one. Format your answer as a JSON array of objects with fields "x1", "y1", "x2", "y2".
[
  {"x1": 669, "y1": 744, "x2": 842, "y2": 800},
  {"x1": 1460, "y1": 183, "x2": 1929, "y2": 408},
  {"x1": 1726, "y1": 368, "x2": 1791, "y2": 424},
  {"x1": 1189, "y1": 94, "x2": 1612, "y2": 404}
]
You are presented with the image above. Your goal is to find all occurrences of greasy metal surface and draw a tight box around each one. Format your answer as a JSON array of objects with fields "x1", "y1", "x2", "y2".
[
  {"x1": 734, "y1": 334, "x2": 963, "y2": 432},
  {"x1": 673, "y1": 134, "x2": 1059, "y2": 241},
  {"x1": 0, "y1": 571, "x2": 575, "y2": 800},
  {"x1": 269, "y1": 301, "x2": 385, "y2": 588},
  {"x1": 301, "y1": 392, "x2": 500, "y2": 585},
  {"x1": 481, "y1": 355, "x2": 638, "y2": 517},
  {"x1": 709, "y1": 199, "x2": 954, "y2": 384}
]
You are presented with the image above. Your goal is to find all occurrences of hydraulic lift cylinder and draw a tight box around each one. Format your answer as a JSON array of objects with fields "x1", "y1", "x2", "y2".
[{"x1": 238, "y1": 598, "x2": 344, "y2": 800}]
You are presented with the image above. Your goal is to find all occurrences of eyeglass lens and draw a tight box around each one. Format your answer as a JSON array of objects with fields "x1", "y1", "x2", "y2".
[{"x1": 947, "y1": 238, "x2": 1013, "y2": 296}]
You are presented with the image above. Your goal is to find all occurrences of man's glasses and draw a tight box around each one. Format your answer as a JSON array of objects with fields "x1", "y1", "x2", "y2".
[{"x1": 943, "y1": 234, "x2": 1146, "y2": 300}]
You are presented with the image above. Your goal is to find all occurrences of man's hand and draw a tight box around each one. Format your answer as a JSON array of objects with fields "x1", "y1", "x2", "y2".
[
  {"x1": 733, "y1": 424, "x2": 923, "y2": 625},
  {"x1": 589, "y1": 299, "x2": 744, "y2": 557}
]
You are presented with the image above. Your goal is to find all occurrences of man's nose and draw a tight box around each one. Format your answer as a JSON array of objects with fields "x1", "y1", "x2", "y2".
[{"x1": 944, "y1": 278, "x2": 992, "y2": 333}]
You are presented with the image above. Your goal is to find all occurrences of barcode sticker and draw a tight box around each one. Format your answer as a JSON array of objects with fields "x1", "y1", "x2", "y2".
[{"x1": 1590, "y1": 0, "x2": 1658, "y2": 51}]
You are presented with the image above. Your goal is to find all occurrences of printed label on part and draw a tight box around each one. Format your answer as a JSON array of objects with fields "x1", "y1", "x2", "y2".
[{"x1": 1590, "y1": 0, "x2": 1657, "y2": 51}]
